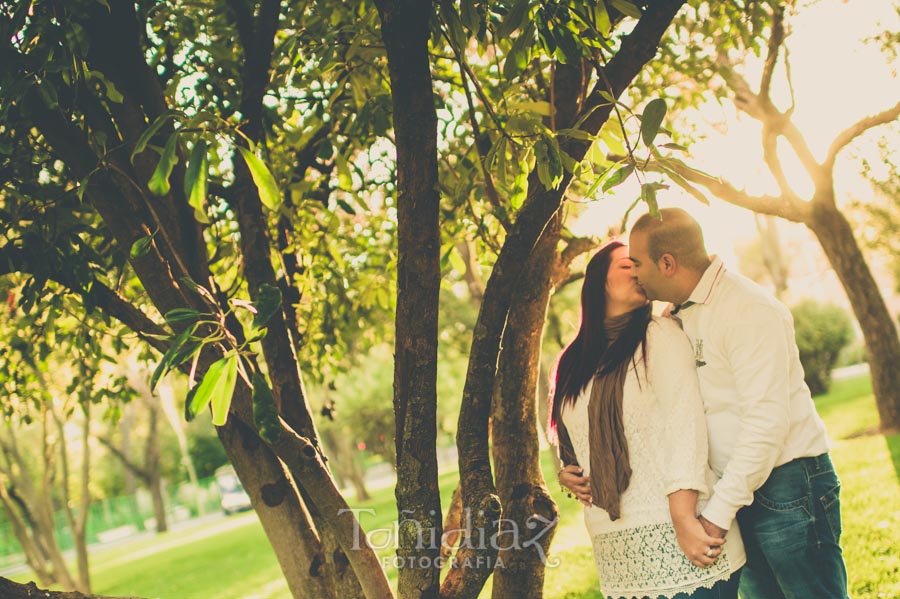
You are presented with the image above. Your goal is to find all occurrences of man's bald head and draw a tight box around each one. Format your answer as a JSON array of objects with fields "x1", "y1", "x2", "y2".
[{"x1": 630, "y1": 208, "x2": 709, "y2": 272}]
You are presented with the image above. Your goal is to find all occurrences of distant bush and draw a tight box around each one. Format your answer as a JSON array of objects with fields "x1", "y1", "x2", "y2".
[{"x1": 791, "y1": 300, "x2": 853, "y2": 396}]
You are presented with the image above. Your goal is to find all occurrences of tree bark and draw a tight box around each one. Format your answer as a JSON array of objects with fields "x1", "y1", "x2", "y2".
[
  {"x1": 0, "y1": 577, "x2": 143, "y2": 599},
  {"x1": 375, "y1": 1, "x2": 443, "y2": 598},
  {"x1": 806, "y1": 202, "x2": 900, "y2": 431},
  {"x1": 217, "y1": 415, "x2": 334, "y2": 599},
  {"x1": 490, "y1": 213, "x2": 561, "y2": 599},
  {"x1": 449, "y1": 5, "x2": 685, "y2": 596},
  {"x1": 145, "y1": 401, "x2": 168, "y2": 533}
]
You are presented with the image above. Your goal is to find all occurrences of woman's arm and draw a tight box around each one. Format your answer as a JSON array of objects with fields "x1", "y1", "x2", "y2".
[{"x1": 668, "y1": 489, "x2": 724, "y2": 568}]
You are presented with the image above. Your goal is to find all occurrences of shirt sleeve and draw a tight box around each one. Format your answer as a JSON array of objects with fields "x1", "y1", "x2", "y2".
[
  {"x1": 647, "y1": 318, "x2": 709, "y2": 497},
  {"x1": 701, "y1": 302, "x2": 792, "y2": 530}
]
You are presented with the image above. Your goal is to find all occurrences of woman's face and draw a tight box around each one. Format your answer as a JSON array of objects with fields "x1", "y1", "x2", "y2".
[{"x1": 605, "y1": 246, "x2": 648, "y2": 316}]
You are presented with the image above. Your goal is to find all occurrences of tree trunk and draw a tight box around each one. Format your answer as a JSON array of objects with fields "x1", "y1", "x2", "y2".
[
  {"x1": 37, "y1": 409, "x2": 78, "y2": 592},
  {"x1": 448, "y1": 5, "x2": 685, "y2": 596},
  {"x1": 217, "y1": 416, "x2": 334, "y2": 599},
  {"x1": 806, "y1": 202, "x2": 900, "y2": 431},
  {"x1": 754, "y1": 214, "x2": 789, "y2": 299},
  {"x1": 145, "y1": 403, "x2": 167, "y2": 533},
  {"x1": 376, "y1": 1, "x2": 443, "y2": 597},
  {"x1": 0, "y1": 485, "x2": 55, "y2": 587},
  {"x1": 490, "y1": 213, "x2": 561, "y2": 599}
]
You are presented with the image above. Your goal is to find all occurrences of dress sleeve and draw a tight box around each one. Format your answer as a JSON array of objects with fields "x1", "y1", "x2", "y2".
[{"x1": 646, "y1": 318, "x2": 709, "y2": 496}]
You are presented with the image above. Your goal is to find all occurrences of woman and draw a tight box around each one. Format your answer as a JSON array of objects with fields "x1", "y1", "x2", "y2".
[{"x1": 550, "y1": 240, "x2": 744, "y2": 599}]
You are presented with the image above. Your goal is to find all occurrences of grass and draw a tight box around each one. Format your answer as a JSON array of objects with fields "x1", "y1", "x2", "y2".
[{"x1": 12, "y1": 374, "x2": 898, "y2": 598}]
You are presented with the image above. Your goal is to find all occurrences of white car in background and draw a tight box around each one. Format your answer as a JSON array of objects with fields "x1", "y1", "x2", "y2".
[{"x1": 215, "y1": 466, "x2": 253, "y2": 515}]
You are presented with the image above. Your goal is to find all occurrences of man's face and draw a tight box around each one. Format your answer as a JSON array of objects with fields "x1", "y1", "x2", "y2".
[{"x1": 627, "y1": 230, "x2": 669, "y2": 302}]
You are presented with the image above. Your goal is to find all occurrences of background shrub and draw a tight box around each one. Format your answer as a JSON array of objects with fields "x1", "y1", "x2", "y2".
[{"x1": 791, "y1": 300, "x2": 854, "y2": 395}]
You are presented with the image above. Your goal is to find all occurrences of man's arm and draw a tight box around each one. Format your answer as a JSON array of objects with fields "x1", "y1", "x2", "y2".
[{"x1": 700, "y1": 302, "x2": 793, "y2": 530}]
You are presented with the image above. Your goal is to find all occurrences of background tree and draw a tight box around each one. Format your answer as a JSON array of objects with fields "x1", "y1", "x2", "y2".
[
  {"x1": 637, "y1": 1, "x2": 900, "y2": 431},
  {"x1": 0, "y1": 289, "x2": 122, "y2": 594}
]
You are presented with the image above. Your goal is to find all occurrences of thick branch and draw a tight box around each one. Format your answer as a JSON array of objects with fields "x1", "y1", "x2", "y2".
[
  {"x1": 824, "y1": 100, "x2": 900, "y2": 172},
  {"x1": 654, "y1": 160, "x2": 811, "y2": 223},
  {"x1": 552, "y1": 236, "x2": 599, "y2": 288},
  {"x1": 761, "y1": 125, "x2": 800, "y2": 200},
  {"x1": 759, "y1": 5, "x2": 785, "y2": 99},
  {"x1": 0, "y1": 578, "x2": 143, "y2": 599},
  {"x1": 0, "y1": 245, "x2": 170, "y2": 355},
  {"x1": 237, "y1": 0, "x2": 282, "y2": 141}
]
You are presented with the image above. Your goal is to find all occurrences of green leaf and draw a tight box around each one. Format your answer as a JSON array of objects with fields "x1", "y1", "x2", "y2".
[
  {"x1": 336, "y1": 199, "x2": 356, "y2": 215},
  {"x1": 509, "y1": 101, "x2": 553, "y2": 116},
  {"x1": 238, "y1": 147, "x2": 281, "y2": 210},
  {"x1": 252, "y1": 372, "x2": 281, "y2": 444},
  {"x1": 640, "y1": 98, "x2": 667, "y2": 147},
  {"x1": 594, "y1": 1, "x2": 611, "y2": 37},
  {"x1": 602, "y1": 163, "x2": 635, "y2": 192},
  {"x1": 252, "y1": 284, "x2": 283, "y2": 329},
  {"x1": 163, "y1": 308, "x2": 202, "y2": 325},
  {"x1": 557, "y1": 127, "x2": 595, "y2": 141},
  {"x1": 641, "y1": 182, "x2": 660, "y2": 217},
  {"x1": 179, "y1": 276, "x2": 217, "y2": 305},
  {"x1": 131, "y1": 111, "x2": 178, "y2": 163},
  {"x1": 187, "y1": 354, "x2": 237, "y2": 425},
  {"x1": 38, "y1": 80, "x2": 58, "y2": 110},
  {"x1": 150, "y1": 323, "x2": 197, "y2": 392},
  {"x1": 503, "y1": 25, "x2": 532, "y2": 81},
  {"x1": 660, "y1": 142, "x2": 688, "y2": 152},
  {"x1": 609, "y1": 0, "x2": 642, "y2": 19},
  {"x1": 442, "y1": 3, "x2": 467, "y2": 49},
  {"x1": 184, "y1": 139, "x2": 210, "y2": 224},
  {"x1": 211, "y1": 353, "x2": 238, "y2": 426},
  {"x1": 148, "y1": 132, "x2": 179, "y2": 196},
  {"x1": 497, "y1": 0, "x2": 530, "y2": 38},
  {"x1": 129, "y1": 233, "x2": 154, "y2": 259}
]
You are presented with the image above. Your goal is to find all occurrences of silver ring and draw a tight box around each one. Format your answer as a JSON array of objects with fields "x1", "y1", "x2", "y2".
[{"x1": 705, "y1": 547, "x2": 714, "y2": 557}]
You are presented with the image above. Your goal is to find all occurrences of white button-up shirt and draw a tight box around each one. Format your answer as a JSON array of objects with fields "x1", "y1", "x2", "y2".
[{"x1": 676, "y1": 257, "x2": 831, "y2": 530}]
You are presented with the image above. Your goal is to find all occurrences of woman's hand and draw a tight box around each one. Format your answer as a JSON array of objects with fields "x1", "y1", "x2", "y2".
[
  {"x1": 672, "y1": 515, "x2": 726, "y2": 569},
  {"x1": 558, "y1": 465, "x2": 592, "y2": 507}
]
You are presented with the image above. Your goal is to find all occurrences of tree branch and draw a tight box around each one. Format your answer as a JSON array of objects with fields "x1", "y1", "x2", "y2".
[
  {"x1": 759, "y1": 5, "x2": 785, "y2": 99},
  {"x1": 824, "y1": 100, "x2": 900, "y2": 172},
  {"x1": 96, "y1": 437, "x2": 151, "y2": 483},
  {"x1": 652, "y1": 159, "x2": 811, "y2": 223},
  {"x1": 0, "y1": 577, "x2": 144, "y2": 599},
  {"x1": 0, "y1": 245, "x2": 170, "y2": 355},
  {"x1": 761, "y1": 124, "x2": 800, "y2": 200}
]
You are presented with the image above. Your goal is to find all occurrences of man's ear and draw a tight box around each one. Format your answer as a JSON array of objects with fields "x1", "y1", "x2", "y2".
[{"x1": 658, "y1": 253, "x2": 677, "y2": 276}]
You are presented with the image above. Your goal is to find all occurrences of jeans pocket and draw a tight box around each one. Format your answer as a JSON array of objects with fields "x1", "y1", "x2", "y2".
[
  {"x1": 754, "y1": 462, "x2": 810, "y2": 511},
  {"x1": 818, "y1": 482, "x2": 843, "y2": 541}
]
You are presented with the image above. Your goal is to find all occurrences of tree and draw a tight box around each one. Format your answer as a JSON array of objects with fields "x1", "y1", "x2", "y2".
[
  {"x1": 638, "y1": 1, "x2": 900, "y2": 431},
  {"x1": 0, "y1": 0, "x2": 687, "y2": 597},
  {"x1": 0, "y1": 289, "x2": 118, "y2": 594}
]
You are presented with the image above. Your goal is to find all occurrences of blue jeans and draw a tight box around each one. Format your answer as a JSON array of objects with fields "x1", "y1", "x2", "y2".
[{"x1": 736, "y1": 453, "x2": 849, "y2": 599}]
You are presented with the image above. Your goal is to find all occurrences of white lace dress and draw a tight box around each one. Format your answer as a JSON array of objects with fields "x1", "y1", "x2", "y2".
[{"x1": 561, "y1": 317, "x2": 745, "y2": 599}]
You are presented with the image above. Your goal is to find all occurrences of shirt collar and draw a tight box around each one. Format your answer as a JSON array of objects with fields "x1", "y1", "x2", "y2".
[{"x1": 683, "y1": 255, "x2": 725, "y2": 307}]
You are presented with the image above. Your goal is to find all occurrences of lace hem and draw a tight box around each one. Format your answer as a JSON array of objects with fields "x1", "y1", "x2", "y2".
[{"x1": 592, "y1": 521, "x2": 740, "y2": 599}]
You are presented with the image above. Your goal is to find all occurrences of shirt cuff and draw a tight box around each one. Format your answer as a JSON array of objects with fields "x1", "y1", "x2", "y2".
[{"x1": 700, "y1": 495, "x2": 738, "y2": 531}]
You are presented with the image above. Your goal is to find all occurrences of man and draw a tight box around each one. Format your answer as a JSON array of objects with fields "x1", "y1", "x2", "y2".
[{"x1": 628, "y1": 207, "x2": 849, "y2": 599}]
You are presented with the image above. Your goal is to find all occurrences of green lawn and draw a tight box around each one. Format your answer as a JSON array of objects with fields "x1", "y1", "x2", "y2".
[{"x1": 16, "y1": 374, "x2": 899, "y2": 598}]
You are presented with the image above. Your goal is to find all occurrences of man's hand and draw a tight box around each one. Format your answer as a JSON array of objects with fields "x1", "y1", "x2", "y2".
[
  {"x1": 558, "y1": 465, "x2": 592, "y2": 507},
  {"x1": 672, "y1": 515, "x2": 725, "y2": 569},
  {"x1": 698, "y1": 515, "x2": 728, "y2": 538}
]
